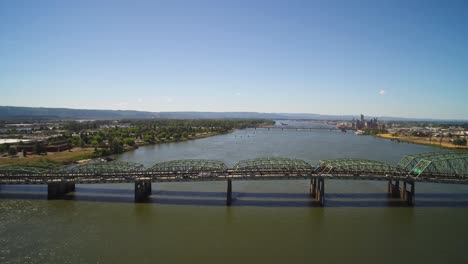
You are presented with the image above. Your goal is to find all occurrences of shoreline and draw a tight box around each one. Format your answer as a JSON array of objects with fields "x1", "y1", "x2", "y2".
[
  {"x1": 375, "y1": 133, "x2": 468, "y2": 149},
  {"x1": 0, "y1": 147, "x2": 95, "y2": 166},
  {"x1": 0, "y1": 130, "x2": 235, "y2": 166}
]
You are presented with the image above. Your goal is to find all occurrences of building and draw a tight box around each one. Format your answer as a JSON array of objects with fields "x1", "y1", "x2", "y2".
[{"x1": 352, "y1": 114, "x2": 379, "y2": 130}]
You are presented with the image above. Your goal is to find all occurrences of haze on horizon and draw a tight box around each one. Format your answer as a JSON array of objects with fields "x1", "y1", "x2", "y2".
[{"x1": 1, "y1": 0, "x2": 467, "y2": 120}]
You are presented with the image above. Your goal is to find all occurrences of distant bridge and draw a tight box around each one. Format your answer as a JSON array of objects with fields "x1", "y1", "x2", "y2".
[
  {"x1": 0, "y1": 151, "x2": 467, "y2": 206},
  {"x1": 254, "y1": 126, "x2": 346, "y2": 131}
]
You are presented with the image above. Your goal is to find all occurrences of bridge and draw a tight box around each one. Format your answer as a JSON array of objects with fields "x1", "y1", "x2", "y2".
[
  {"x1": 0, "y1": 151, "x2": 467, "y2": 206},
  {"x1": 254, "y1": 126, "x2": 343, "y2": 131}
]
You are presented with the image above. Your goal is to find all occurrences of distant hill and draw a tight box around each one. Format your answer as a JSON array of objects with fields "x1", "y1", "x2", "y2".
[
  {"x1": 0, "y1": 106, "x2": 158, "y2": 120},
  {"x1": 0, "y1": 106, "x2": 355, "y2": 120},
  {"x1": 0, "y1": 106, "x2": 465, "y2": 122},
  {"x1": 156, "y1": 112, "x2": 355, "y2": 120}
]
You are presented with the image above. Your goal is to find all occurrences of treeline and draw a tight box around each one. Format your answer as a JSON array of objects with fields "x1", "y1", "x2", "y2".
[
  {"x1": 62, "y1": 119, "x2": 273, "y2": 157},
  {"x1": 361, "y1": 128, "x2": 387, "y2": 135},
  {"x1": 62, "y1": 119, "x2": 272, "y2": 132},
  {"x1": 385, "y1": 121, "x2": 468, "y2": 129}
]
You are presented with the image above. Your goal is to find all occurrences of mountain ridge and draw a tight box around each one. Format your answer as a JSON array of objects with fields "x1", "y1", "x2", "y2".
[{"x1": 0, "y1": 106, "x2": 465, "y2": 122}]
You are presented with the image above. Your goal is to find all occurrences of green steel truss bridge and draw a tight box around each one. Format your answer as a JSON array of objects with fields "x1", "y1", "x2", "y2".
[{"x1": 0, "y1": 151, "x2": 467, "y2": 206}]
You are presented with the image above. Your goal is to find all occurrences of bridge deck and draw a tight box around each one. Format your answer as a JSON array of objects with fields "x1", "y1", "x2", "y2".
[
  {"x1": 1, "y1": 172, "x2": 467, "y2": 185},
  {"x1": 1, "y1": 151, "x2": 467, "y2": 185}
]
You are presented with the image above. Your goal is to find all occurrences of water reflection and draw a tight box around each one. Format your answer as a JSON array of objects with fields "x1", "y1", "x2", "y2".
[{"x1": 2, "y1": 185, "x2": 468, "y2": 208}]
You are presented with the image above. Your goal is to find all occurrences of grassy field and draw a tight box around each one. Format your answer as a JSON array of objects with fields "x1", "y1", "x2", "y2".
[
  {"x1": 376, "y1": 133, "x2": 468, "y2": 149},
  {"x1": 0, "y1": 148, "x2": 95, "y2": 166}
]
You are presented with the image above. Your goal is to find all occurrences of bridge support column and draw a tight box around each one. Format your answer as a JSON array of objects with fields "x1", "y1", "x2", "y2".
[
  {"x1": 135, "y1": 180, "x2": 152, "y2": 203},
  {"x1": 65, "y1": 182, "x2": 75, "y2": 193},
  {"x1": 226, "y1": 179, "x2": 232, "y2": 206},
  {"x1": 146, "y1": 181, "x2": 152, "y2": 196},
  {"x1": 388, "y1": 179, "x2": 401, "y2": 198},
  {"x1": 392, "y1": 179, "x2": 400, "y2": 198},
  {"x1": 48, "y1": 181, "x2": 76, "y2": 199},
  {"x1": 388, "y1": 178, "x2": 415, "y2": 206},
  {"x1": 315, "y1": 178, "x2": 325, "y2": 206},
  {"x1": 404, "y1": 181, "x2": 415, "y2": 206},
  {"x1": 309, "y1": 178, "x2": 317, "y2": 198},
  {"x1": 319, "y1": 178, "x2": 325, "y2": 206},
  {"x1": 402, "y1": 181, "x2": 407, "y2": 200}
]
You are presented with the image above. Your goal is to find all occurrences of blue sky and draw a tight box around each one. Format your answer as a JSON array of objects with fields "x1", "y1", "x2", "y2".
[{"x1": 1, "y1": 0, "x2": 467, "y2": 119}]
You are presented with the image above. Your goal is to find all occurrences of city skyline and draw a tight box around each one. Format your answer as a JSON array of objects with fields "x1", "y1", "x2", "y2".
[{"x1": 1, "y1": 0, "x2": 468, "y2": 119}]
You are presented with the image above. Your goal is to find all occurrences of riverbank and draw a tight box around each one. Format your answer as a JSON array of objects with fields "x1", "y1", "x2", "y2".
[
  {"x1": 376, "y1": 133, "x2": 468, "y2": 149},
  {"x1": 0, "y1": 147, "x2": 95, "y2": 166},
  {"x1": 0, "y1": 131, "x2": 231, "y2": 166}
]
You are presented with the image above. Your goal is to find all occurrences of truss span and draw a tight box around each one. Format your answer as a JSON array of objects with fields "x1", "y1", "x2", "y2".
[
  {"x1": 1, "y1": 151, "x2": 468, "y2": 184},
  {"x1": 397, "y1": 151, "x2": 458, "y2": 171},
  {"x1": 55, "y1": 161, "x2": 145, "y2": 175},
  {"x1": 150, "y1": 159, "x2": 228, "y2": 173},
  {"x1": 319, "y1": 158, "x2": 405, "y2": 176},
  {"x1": 0, "y1": 163, "x2": 60, "y2": 176},
  {"x1": 232, "y1": 157, "x2": 313, "y2": 172},
  {"x1": 408, "y1": 152, "x2": 468, "y2": 178}
]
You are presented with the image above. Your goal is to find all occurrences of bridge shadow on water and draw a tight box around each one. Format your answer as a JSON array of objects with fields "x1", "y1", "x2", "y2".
[{"x1": 2, "y1": 185, "x2": 468, "y2": 207}]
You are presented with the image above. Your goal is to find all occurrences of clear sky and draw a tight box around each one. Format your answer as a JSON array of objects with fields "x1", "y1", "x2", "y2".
[{"x1": 1, "y1": 0, "x2": 467, "y2": 119}]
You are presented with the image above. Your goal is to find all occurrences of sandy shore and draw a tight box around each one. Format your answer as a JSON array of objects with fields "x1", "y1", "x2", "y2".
[{"x1": 376, "y1": 133, "x2": 468, "y2": 149}]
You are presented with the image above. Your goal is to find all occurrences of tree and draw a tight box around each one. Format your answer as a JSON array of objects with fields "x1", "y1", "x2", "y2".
[
  {"x1": 80, "y1": 138, "x2": 86, "y2": 148},
  {"x1": 91, "y1": 139, "x2": 99, "y2": 147},
  {"x1": 453, "y1": 138, "x2": 467, "y2": 146},
  {"x1": 110, "y1": 139, "x2": 124, "y2": 154},
  {"x1": 8, "y1": 146, "x2": 18, "y2": 156},
  {"x1": 33, "y1": 143, "x2": 46, "y2": 155},
  {"x1": 124, "y1": 138, "x2": 135, "y2": 146},
  {"x1": 172, "y1": 133, "x2": 181, "y2": 140},
  {"x1": 0, "y1": 144, "x2": 6, "y2": 154},
  {"x1": 143, "y1": 134, "x2": 155, "y2": 143},
  {"x1": 95, "y1": 135, "x2": 103, "y2": 144}
]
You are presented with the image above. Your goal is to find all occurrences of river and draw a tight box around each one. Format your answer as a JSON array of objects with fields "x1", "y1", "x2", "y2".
[{"x1": 1, "y1": 121, "x2": 468, "y2": 263}]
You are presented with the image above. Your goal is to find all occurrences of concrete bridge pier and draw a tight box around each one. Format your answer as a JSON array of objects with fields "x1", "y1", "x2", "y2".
[
  {"x1": 388, "y1": 178, "x2": 401, "y2": 198},
  {"x1": 311, "y1": 177, "x2": 325, "y2": 206},
  {"x1": 388, "y1": 178, "x2": 415, "y2": 206},
  {"x1": 309, "y1": 178, "x2": 317, "y2": 198},
  {"x1": 403, "y1": 181, "x2": 415, "y2": 206},
  {"x1": 48, "y1": 181, "x2": 74, "y2": 199},
  {"x1": 317, "y1": 178, "x2": 325, "y2": 206},
  {"x1": 145, "y1": 181, "x2": 152, "y2": 196},
  {"x1": 65, "y1": 182, "x2": 75, "y2": 193},
  {"x1": 402, "y1": 181, "x2": 407, "y2": 200},
  {"x1": 226, "y1": 179, "x2": 232, "y2": 206},
  {"x1": 135, "y1": 180, "x2": 152, "y2": 203}
]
